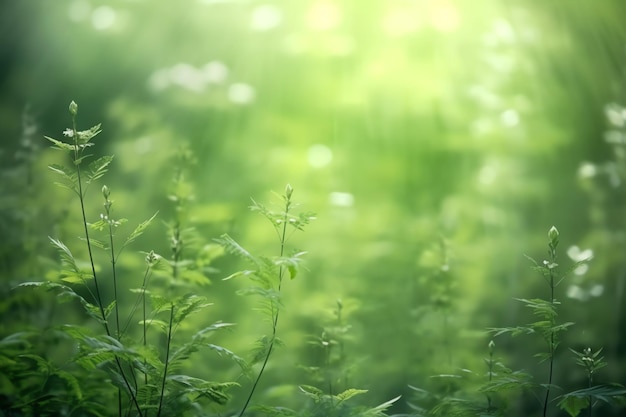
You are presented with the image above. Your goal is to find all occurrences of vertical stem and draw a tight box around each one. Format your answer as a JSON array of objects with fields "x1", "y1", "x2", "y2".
[
  {"x1": 238, "y1": 196, "x2": 290, "y2": 417},
  {"x1": 156, "y1": 304, "x2": 175, "y2": 417},
  {"x1": 543, "y1": 260, "x2": 556, "y2": 417},
  {"x1": 487, "y1": 344, "x2": 494, "y2": 411},
  {"x1": 70, "y1": 116, "x2": 143, "y2": 417},
  {"x1": 72, "y1": 119, "x2": 109, "y2": 335},
  {"x1": 587, "y1": 371, "x2": 593, "y2": 417},
  {"x1": 107, "y1": 221, "x2": 121, "y2": 340}
]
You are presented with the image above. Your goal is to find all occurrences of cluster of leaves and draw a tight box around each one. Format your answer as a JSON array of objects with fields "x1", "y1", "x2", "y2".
[
  {"x1": 0, "y1": 101, "x2": 403, "y2": 417},
  {"x1": 1, "y1": 102, "x2": 242, "y2": 416},
  {"x1": 405, "y1": 227, "x2": 626, "y2": 417}
]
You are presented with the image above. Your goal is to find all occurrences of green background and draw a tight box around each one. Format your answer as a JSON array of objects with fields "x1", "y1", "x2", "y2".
[{"x1": 1, "y1": 0, "x2": 626, "y2": 415}]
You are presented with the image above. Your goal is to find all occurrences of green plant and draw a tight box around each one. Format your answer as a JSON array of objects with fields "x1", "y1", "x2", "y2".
[
  {"x1": 5, "y1": 101, "x2": 240, "y2": 416},
  {"x1": 557, "y1": 347, "x2": 626, "y2": 417},
  {"x1": 489, "y1": 226, "x2": 578, "y2": 416},
  {"x1": 217, "y1": 184, "x2": 315, "y2": 416},
  {"x1": 405, "y1": 339, "x2": 532, "y2": 417}
]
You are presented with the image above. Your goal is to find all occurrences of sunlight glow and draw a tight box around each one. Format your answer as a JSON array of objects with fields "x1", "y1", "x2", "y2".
[
  {"x1": 578, "y1": 162, "x2": 597, "y2": 179},
  {"x1": 430, "y1": 3, "x2": 460, "y2": 32},
  {"x1": 567, "y1": 245, "x2": 593, "y2": 262},
  {"x1": 228, "y1": 83, "x2": 256, "y2": 104},
  {"x1": 68, "y1": 0, "x2": 91, "y2": 22},
  {"x1": 307, "y1": 144, "x2": 333, "y2": 168},
  {"x1": 329, "y1": 192, "x2": 354, "y2": 207},
  {"x1": 382, "y1": 7, "x2": 419, "y2": 37},
  {"x1": 307, "y1": 1, "x2": 341, "y2": 31},
  {"x1": 91, "y1": 6, "x2": 116, "y2": 30},
  {"x1": 202, "y1": 61, "x2": 229, "y2": 84},
  {"x1": 501, "y1": 109, "x2": 519, "y2": 127},
  {"x1": 251, "y1": 4, "x2": 282, "y2": 31}
]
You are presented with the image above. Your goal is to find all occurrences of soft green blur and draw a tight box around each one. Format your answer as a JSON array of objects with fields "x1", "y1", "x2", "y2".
[{"x1": 1, "y1": 0, "x2": 626, "y2": 415}]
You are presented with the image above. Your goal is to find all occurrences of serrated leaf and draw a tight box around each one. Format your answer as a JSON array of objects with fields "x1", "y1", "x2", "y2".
[
  {"x1": 85, "y1": 155, "x2": 114, "y2": 184},
  {"x1": 45, "y1": 136, "x2": 75, "y2": 151},
  {"x1": 215, "y1": 234, "x2": 259, "y2": 266},
  {"x1": 56, "y1": 369, "x2": 83, "y2": 400},
  {"x1": 46, "y1": 161, "x2": 79, "y2": 192},
  {"x1": 139, "y1": 319, "x2": 170, "y2": 334},
  {"x1": 299, "y1": 384, "x2": 324, "y2": 399},
  {"x1": 222, "y1": 270, "x2": 256, "y2": 281},
  {"x1": 179, "y1": 269, "x2": 211, "y2": 286},
  {"x1": 122, "y1": 212, "x2": 158, "y2": 249},
  {"x1": 206, "y1": 344, "x2": 250, "y2": 374},
  {"x1": 367, "y1": 395, "x2": 402, "y2": 415},
  {"x1": 173, "y1": 294, "x2": 213, "y2": 325},
  {"x1": 334, "y1": 388, "x2": 368, "y2": 402},
  {"x1": 76, "y1": 124, "x2": 102, "y2": 143}
]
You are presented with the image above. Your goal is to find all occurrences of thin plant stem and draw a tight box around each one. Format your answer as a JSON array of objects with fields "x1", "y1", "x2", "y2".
[
  {"x1": 71, "y1": 117, "x2": 109, "y2": 334},
  {"x1": 156, "y1": 304, "x2": 175, "y2": 417},
  {"x1": 543, "y1": 242, "x2": 557, "y2": 417},
  {"x1": 70, "y1": 114, "x2": 143, "y2": 417},
  {"x1": 587, "y1": 364, "x2": 593, "y2": 417},
  {"x1": 486, "y1": 342, "x2": 494, "y2": 411},
  {"x1": 107, "y1": 219, "x2": 121, "y2": 340},
  {"x1": 237, "y1": 197, "x2": 290, "y2": 417}
]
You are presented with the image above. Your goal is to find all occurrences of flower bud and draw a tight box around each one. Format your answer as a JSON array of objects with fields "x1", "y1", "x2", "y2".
[
  {"x1": 285, "y1": 183, "x2": 293, "y2": 199},
  {"x1": 102, "y1": 185, "x2": 110, "y2": 199},
  {"x1": 548, "y1": 226, "x2": 559, "y2": 246},
  {"x1": 488, "y1": 339, "x2": 495, "y2": 354},
  {"x1": 69, "y1": 101, "x2": 78, "y2": 116},
  {"x1": 145, "y1": 250, "x2": 160, "y2": 266}
]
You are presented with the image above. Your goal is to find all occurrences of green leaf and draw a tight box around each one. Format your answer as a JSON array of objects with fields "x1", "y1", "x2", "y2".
[
  {"x1": 250, "y1": 405, "x2": 297, "y2": 416},
  {"x1": 558, "y1": 396, "x2": 587, "y2": 417},
  {"x1": 167, "y1": 375, "x2": 238, "y2": 405},
  {"x1": 365, "y1": 395, "x2": 402, "y2": 416},
  {"x1": 48, "y1": 163, "x2": 79, "y2": 194},
  {"x1": 76, "y1": 124, "x2": 102, "y2": 143},
  {"x1": 45, "y1": 136, "x2": 75, "y2": 151},
  {"x1": 173, "y1": 294, "x2": 213, "y2": 325},
  {"x1": 169, "y1": 322, "x2": 236, "y2": 365},
  {"x1": 56, "y1": 369, "x2": 83, "y2": 400},
  {"x1": 299, "y1": 384, "x2": 324, "y2": 400},
  {"x1": 222, "y1": 269, "x2": 256, "y2": 281},
  {"x1": 215, "y1": 234, "x2": 259, "y2": 266},
  {"x1": 139, "y1": 319, "x2": 170, "y2": 334},
  {"x1": 206, "y1": 344, "x2": 250, "y2": 375},
  {"x1": 274, "y1": 251, "x2": 308, "y2": 280},
  {"x1": 122, "y1": 212, "x2": 158, "y2": 249},
  {"x1": 558, "y1": 384, "x2": 626, "y2": 404},
  {"x1": 334, "y1": 388, "x2": 368, "y2": 402},
  {"x1": 85, "y1": 155, "x2": 114, "y2": 184},
  {"x1": 179, "y1": 269, "x2": 211, "y2": 286}
]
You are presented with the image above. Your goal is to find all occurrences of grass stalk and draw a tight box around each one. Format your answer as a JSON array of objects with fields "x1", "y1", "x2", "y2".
[
  {"x1": 156, "y1": 304, "x2": 175, "y2": 417},
  {"x1": 237, "y1": 192, "x2": 290, "y2": 417},
  {"x1": 69, "y1": 108, "x2": 143, "y2": 417},
  {"x1": 543, "y1": 230, "x2": 559, "y2": 417}
]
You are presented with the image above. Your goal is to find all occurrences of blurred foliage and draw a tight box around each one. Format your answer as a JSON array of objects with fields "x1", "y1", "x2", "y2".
[{"x1": 2, "y1": 0, "x2": 626, "y2": 415}]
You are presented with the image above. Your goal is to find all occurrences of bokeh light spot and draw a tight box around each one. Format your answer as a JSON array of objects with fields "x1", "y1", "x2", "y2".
[
  {"x1": 228, "y1": 83, "x2": 256, "y2": 104},
  {"x1": 307, "y1": 1, "x2": 341, "y2": 31},
  {"x1": 307, "y1": 144, "x2": 333, "y2": 168},
  {"x1": 202, "y1": 61, "x2": 229, "y2": 84},
  {"x1": 329, "y1": 192, "x2": 354, "y2": 207},
  {"x1": 251, "y1": 4, "x2": 282, "y2": 31},
  {"x1": 501, "y1": 109, "x2": 519, "y2": 127},
  {"x1": 91, "y1": 6, "x2": 116, "y2": 30},
  {"x1": 169, "y1": 63, "x2": 205, "y2": 92},
  {"x1": 382, "y1": 7, "x2": 419, "y2": 37},
  {"x1": 69, "y1": 0, "x2": 91, "y2": 22},
  {"x1": 430, "y1": 3, "x2": 460, "y2": 32}
]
